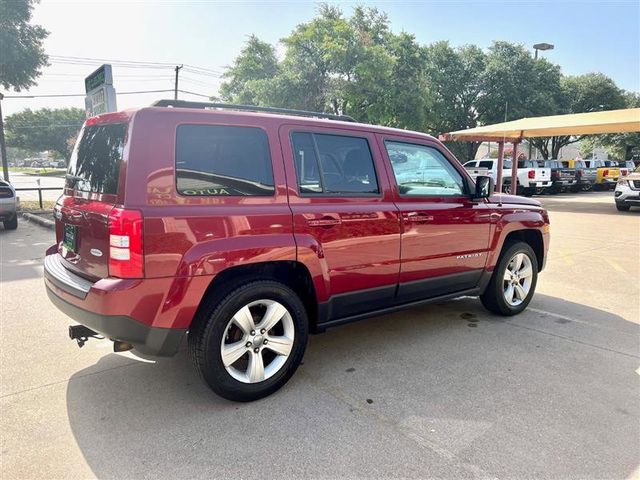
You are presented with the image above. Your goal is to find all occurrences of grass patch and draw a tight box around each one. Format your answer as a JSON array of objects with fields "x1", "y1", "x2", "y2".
[
  {"x1": 18, "y1": 200, "x2": 56, "y2": 212},
  {"x1": 8, "y1": 167, "x2": 66, "y2": 177}
]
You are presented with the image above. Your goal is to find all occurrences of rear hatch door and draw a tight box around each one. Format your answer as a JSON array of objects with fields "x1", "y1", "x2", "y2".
[{"x1": 55, "y1": 122, "x2": 127, "y2": 280}]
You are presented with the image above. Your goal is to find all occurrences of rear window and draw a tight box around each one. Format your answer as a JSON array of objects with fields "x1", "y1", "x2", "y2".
[
  {"x1": 66, "y1": 123, "x2": 126, "y2": 195},
  {"x1": 176, "y1": 125, "x2": 274, "y2": 196}
]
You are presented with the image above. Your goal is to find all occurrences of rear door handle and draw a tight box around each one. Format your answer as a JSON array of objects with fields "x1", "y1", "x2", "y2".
[
  {"x1": 307, "y1": 216, "x2": 342, "y2": 227},
  {"x1": 405, "y1": 214, "x2": 434, "y2": 223}
]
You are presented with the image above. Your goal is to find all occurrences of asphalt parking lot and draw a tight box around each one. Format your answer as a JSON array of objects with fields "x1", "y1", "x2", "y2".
[{"x1": 1, "y1": 191, "x2": 638, "y2": 479}]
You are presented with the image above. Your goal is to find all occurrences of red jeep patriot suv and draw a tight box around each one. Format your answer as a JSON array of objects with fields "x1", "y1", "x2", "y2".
[{"x1": 45, "y1": 100, "x2": 550, "y2": 401}]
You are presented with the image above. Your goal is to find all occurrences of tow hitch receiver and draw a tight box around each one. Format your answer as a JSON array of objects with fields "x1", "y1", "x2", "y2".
[{"x1": 68, "y1": 325, "x2": 102, "y2": 348}]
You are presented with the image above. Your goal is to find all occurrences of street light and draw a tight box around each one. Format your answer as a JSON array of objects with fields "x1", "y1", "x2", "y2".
[
  {"x1": 533, "y1": 42, "x2": 554, "y2": 60},
  {"x1": 529, "y1": 42, "x2": 555, "y2": 159}
]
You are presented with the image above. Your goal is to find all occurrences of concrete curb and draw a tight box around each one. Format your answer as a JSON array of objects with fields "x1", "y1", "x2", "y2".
[{"x1": 22, "y1": 212, "x2": 55, "y2": 230}]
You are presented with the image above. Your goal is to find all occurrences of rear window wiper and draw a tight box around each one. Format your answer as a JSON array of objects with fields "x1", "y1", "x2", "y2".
[{"x1": 65, "y1": 173, "x2": 83, "y2": 188}]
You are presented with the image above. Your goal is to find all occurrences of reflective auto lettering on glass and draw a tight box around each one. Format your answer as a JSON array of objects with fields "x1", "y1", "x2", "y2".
[{"x1": 176, "y1": 125, "x2": 274, "y2": 196}]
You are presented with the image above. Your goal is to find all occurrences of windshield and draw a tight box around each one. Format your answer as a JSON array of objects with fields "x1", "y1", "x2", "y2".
[{"x1": 66, "y1": 123, "x2": 126, "y2": 195}]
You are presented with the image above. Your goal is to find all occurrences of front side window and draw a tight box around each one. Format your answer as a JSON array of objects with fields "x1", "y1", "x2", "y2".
[
  {"x1": 176, "y1": 125, "x2": 274, "y2": 196},
  {"x1": 291, "y1": 132, "x2": 379, "y2": 195},
  {"x1": 386, "y1": 141, "x2": 465, "y2": 196}
]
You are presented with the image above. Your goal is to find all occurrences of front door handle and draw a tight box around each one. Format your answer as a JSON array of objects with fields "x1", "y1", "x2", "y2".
[
  {"x1": 405, "y1": 214, "x2": 434, "y2": 223},
  {"x1": 307, "y1": 216, "x2": 342, "y2": 227}
]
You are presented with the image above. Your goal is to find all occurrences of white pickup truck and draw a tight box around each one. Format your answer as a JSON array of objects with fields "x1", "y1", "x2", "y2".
[{"x1": 463, "y1": 158, "x2": 552, "y2": 196}]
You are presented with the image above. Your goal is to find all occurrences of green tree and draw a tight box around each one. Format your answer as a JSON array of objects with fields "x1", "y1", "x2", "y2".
[
  {"x1": 531, "y1": 73, "x2": 627, "y2": 159},
  {"x1": 218, "y1": 35, "x2": 279, "y2": 104},
  {"x1": 424, "y1": 42, "x2": 486, "y2": 160},
  {"x1": 0, "y1": 0, "x2": 49, "y2": 91},
  {"x1": 5, "y1": 108, "x2": 86, "y2": 158},
  {"x1": 579, "y1": 91, "x2": 640, "y2": 160}
]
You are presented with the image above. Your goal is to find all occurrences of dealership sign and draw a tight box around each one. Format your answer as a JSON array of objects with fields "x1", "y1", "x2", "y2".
[{"x1": 84, "y1": 64, "x2": 117, "y2": 117}]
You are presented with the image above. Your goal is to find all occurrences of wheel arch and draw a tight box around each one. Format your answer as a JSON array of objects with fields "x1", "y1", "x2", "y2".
[
  {"x1": 502, "y1": 229, "x2": 544, "y2": 272},
  {"x1": 190, "y1": 261, "x2": 320, "y2": 333}
]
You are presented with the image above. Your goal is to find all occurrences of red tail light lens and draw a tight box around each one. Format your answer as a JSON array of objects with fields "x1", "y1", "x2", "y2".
[
  {"x1": 621, "y1": 169, "x2": 628, "y2": 176},
  {"x1": 528, "y1": 169, "x2": 535, "y2": 179},
  {"x1": 108, "y1": 207, "x2": 144, "y2": 278},
  {"x1": 603, "y1": 169, "x2": 609, "y2": 177}
]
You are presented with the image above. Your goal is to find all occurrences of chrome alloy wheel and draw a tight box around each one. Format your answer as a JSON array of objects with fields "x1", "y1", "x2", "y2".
[
  {"x1": 503, "y1": 252, "x2": 534, "y2": 307},
  {"x1": 220, "y1": 299, "x2": 294, "y2": 384}
]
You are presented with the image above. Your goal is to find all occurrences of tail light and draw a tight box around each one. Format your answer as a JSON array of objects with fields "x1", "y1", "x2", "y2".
[
  {"x1": 603, "y1": 169, "x2": 609, "y2": 177},
  {"x1": 621, "y1": 169, "x2": 628, "y2": 176},
  {"x1": 528, "y1": 169, "x2": 535, "y2": 179},
  {"x1": 551, "y1": 171, "x2": 559, "y2": 179},
  {"x1": 108, "y1": 207, "x2": 144, "y2": 278},
  {"x1": 576, "y1": 170, "x2": 582, "y2": 178}
]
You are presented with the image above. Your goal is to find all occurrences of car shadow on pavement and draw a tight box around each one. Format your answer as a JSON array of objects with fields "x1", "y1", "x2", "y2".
[{"x1": 65, "y1": 294, "x2": 639, "y2": 479}]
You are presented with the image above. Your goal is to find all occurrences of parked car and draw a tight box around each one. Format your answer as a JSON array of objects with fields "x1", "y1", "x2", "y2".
[
  {"x1": 44, "y1": 101, "x2": 550, "y2": 401},
  {"x1": 539, "y1": 160, "x2": 576, "y2": 193},
  {"x1": 619, "y1": 160, "x2": 634, "y2": 176},
  {"x1": 566, "y1": 159, "x2": 596, "y2": 191},
  {"x1": 463, "y1": 158, "x2": 551, "y2": 196},
  {"x1": 586, "y1": 160, "x2": 623, "y2": 189},
  {"x1": 0, "y1": 180, "x2": 18, "y2": 230},
  {"x1": 614, "y1": 165, "x2": 640, "y2": 211}
]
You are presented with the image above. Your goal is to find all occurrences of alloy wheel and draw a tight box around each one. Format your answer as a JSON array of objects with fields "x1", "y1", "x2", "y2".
[
  {"x1": 502, "y1": 252, "x2": 534, "y2": 306},
  {"x1": 220, "y1": 299, "x2": 295, "y2": 383}
]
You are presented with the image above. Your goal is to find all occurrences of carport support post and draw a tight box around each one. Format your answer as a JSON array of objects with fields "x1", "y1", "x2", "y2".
[
  {"x1": 495, "y1": 141, "x2": 504, "y2": 192},
  {"x1": 511, "y1": 141, "x2": 520, "y2": 194}
]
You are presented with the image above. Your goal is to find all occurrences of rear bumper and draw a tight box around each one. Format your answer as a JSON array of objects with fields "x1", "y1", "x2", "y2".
[
  {"x1": 528, "y1": 181, "x2": 552, "y2": 188},
  {"x1": 44, "y1": 252, "x2": 187, "y2": 356},
  {"x1": 46, "y1": 286, "x2": 185, "y2": 356}
]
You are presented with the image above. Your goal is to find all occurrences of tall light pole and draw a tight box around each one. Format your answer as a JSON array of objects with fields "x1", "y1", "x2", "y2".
[
  {"x1": 530, "y1": 42, "x2": 555, "y2": 159},
  {"x1": 533, "y1": 42, "x2": 554, "y2": 60}
]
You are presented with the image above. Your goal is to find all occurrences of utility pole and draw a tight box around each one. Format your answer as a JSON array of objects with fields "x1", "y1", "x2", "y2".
[
  {"x1": 174, "y1": 65, "x2": 183, "y2": 100},
  {"x1": 0, "y1": 93, "x2": 9, "y2": 182}
]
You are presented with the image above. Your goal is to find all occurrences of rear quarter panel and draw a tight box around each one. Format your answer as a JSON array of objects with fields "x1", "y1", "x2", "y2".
[{"x1": 122, "y1": 109, "x2": 296, "y2": 326}]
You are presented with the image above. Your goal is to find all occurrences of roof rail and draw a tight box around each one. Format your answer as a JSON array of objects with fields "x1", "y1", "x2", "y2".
[{"x1": 151, "y1": 99, "x2": 357, "y2": 122}]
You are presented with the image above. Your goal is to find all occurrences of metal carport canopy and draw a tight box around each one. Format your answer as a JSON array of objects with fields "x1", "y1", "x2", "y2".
[{"x1": 439, "y1": 107, "x2": 640, "y2": 142}]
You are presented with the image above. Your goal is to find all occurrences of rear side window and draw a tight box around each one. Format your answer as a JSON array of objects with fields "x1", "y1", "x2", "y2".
[
  {"x1": 66, "y1": 123, "x2": 126, "y2": 195},
  {"x1": 176, "y1": 125, "x2": 274, "y2": 196},
  {"x1": 478, "y1": 160, "x2": 493, "y2": 168},
  {"x1": 291, "y1": 132, "x2": 379, "y2": 195}
]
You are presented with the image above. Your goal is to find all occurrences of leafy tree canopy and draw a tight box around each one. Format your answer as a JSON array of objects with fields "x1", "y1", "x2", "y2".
[
  {"x1": 5, "y1": 108, "x2": 85, "y2": 158},
  {"x1": 0, "y1": 0, "x2": 49, "y2": 91},
  {"x1": 218, "y1": 4, "x2": 633, "y2": 162}
]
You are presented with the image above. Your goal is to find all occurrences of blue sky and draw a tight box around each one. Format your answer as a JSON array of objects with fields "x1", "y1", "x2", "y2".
[{"x1": 5, "y1": 0, "x2": 639, "y2": 116}]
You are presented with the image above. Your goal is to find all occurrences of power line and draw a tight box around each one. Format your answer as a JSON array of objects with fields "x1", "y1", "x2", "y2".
[
  {"x1": 4, "y1": 89, "x2": 210, "y2": 99},
  {"x1": 49, "y1": 55, "x2": 224, "y2": 76},
  {"x1": 4, "y1": 89, "x2": 177, "y2": 98}
]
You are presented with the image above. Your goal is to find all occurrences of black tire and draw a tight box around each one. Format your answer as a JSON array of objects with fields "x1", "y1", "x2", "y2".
[
  {"x1": 188, "y1": 280, "x2": 308, "y2": 402},
  {"x1": 616, "y1": 203, "x2": 631, "y2": 211},
  {"x1": 3, "y1": 215, "x2": 18, "y2": 230},
  {"x1": 523, "y1": 187, "x2": 533, "y2": 197},
  {"x1": 480, "y1": 241, "x2": 538, "y2": 316},
  {"x1": 504, "y1": 182, "x2": 517, "y2": 195}
]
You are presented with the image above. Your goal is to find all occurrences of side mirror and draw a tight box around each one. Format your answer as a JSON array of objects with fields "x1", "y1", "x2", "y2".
[{"x1": 473, "y1": 175, "x2": 494, "y2": 199}]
